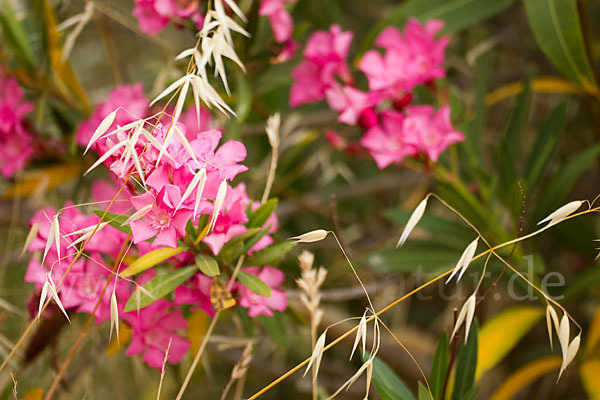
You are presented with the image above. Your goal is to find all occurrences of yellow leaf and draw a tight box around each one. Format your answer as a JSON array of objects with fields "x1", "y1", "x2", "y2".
[
  {"x1": 42, "y1": 0, "x2": 89, "y2": 112},
  {"x1": 22, "y1": 388, "x2": 44, "y2": 400},
  {"x1": 120, "y1": 247, "x2": 185, "y2": 277},
  {"x1": 580, "y1": 360, "x2": 600, "y2": 400},
  {"x1": 489, "y1": 356, "x2": 561, "y2": 400},
  {"x1": 187, "y1": 310, "x2": 208, "y2": 356},
  {"x1": 486, "y1": 76, "x2": 583, "y2": 107},
  {"x1": 2, "y1": 163, "x2": 84, "y2": 199},
  {"x1": 106, "y1": 323, "x2": 132, "y2": 357},
  {"x1": 476, "y1": 306, "x2": 543, "y2": 380},
  {"x1": 586, "y1": 307, "x2": 600, "y2": 355}
]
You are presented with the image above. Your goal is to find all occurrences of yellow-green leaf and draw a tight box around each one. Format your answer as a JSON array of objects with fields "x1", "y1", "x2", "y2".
[
  {"x1": 476, "y1": 306, "x2": 543, "y2": 380},
  {"x1": 580, "y1": 360, "x2": 600, "y2": 400},
  {"x1": 120, "y1": 247, "x2": 185, "y2": 277},
  {"x1": 489, "y1": 356, "x2": 561, "y2": 400},
  {"x1": 2, "y1": 163, "x2": 84, "y2": 199},
  {"x1": 523, "y1": 0, "x2": 598, "y2": 93},
  {"x1": 586, "y1": 307, "x2": 600, "y2": 355}
]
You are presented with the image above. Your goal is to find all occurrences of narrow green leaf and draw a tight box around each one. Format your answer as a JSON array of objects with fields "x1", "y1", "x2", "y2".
[
  {"x1": 248, "y1": 198, "x2": 278, "y2": 229},
  {"x1": 524, "y1": 102, "x2": 567, "y2": 189},
  {"x1": 534, "y1": 143, "x2": 600, "y2": 223},
  {"x1": 430, "y1": 331, "x2": 449, "y2": 400},
  {"x1": 124, "y1": 266, "x2": 196, "y2": 311},
  {"x1": 244, "y1": 241, "x2": 296, "y2": 267},
  {"x1": 121, "y1": 247, "x2": 185, "y2": 277},
  {"x1": 195, "y1": 254, "x2": 220, "y2": 277},
  {"x1": 237, "y1": 270, "x2": 272, "y2": 297},
  {"x1": 523, "y1": 0, "x2": 597, "y2": 91},
  {"x1": 359, "y1": 0, "x2": 515, "y2": 55},
  {"x1": 365, "y1": 354, "x2": 416, "y2": 400},
  {"x1": 497, "y1": 78, "x2": 532, "y2": 210},
  {"x1": 0, "y1": 0, "x2": 36, "y2": 68},
  {"x1": 452, "y1": 321, "x2": 478, "y2": 400},
  {"x1": 418, "y1": 382, "x2": 432, "y2": 400},
  {"x1": 92, "y1": 210, "x2": 130, "y2": 234}
]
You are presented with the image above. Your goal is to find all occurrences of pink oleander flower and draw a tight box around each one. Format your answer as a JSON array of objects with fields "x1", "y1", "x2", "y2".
[
  {"x1": 77, "y1": 83, "x2": 148, "y2": 147},
  {"x1": 0, "y1": 74, "x2": 35, "y2": 178},
  {"x1": 237, "y1": 266, "x2": 287, "y2": 317},
  {"x1": 360, "y1": 110, "x2": 418, "y2": 169},
  {"x1": 402, "y1": 105, "x2": 464, "y2": 162},
  {"x1": 202, "y1": 183, "x2": 250, "y2": 255},
  {"x1": 325, "y1": 85, "x2": 380, "y2": 126},
  {"x1": 290, "y1": 24, "x2": 353, "y2": 106},
  {"x1": 260, "y1": 0, "x2": 294, "y2": 43},
  {"x1": 123, "y1": 299, "x2": 190, "y2": 369},
  {"x1": 359, "y1": 19, "x2": 448, "y2": 94},
  {"x1": 129, "y1": 186, "x2": 193, "y2": 248},
  {"x1": 134, "y1": 0, "x2": 204, "y2": 36},
  {"x1": 174, "y1": 272, "x2": 214, "y2": 315},
  {"x1": 24, "y1": 203, "x2": 128, "y2": 321}
]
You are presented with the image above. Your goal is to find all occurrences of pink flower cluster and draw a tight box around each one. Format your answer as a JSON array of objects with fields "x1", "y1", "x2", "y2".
[
  {"x1": 25, "y1": 84, "x2": 288, "y2": 369},
  {"x1": 290, "y1": 19, "x2": 464, "y2": 168},
  {"x1": 260, "y1": 0, "x2": 298, "y2": 62},
  {"x1": 134, "y1": 0, "x2": 203, "y2": 35},
  {"x1": 0, "y1": 74, "x2": 35, "y2": 178}
]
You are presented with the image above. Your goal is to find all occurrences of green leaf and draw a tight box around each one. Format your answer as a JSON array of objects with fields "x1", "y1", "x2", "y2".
[
  {"x1": 121, "y1": 247, "x2": 186, "y2": 277},
  {"x1": 534, "y1": 143, "x2": 600, "y2": 223},
  {"x1": 430, "y1": 331, "x2": 449, "y2": 400},
  {"x1": 124, "y1": 266, "x2": 196, "y2": 312},
  {"x1": 0, "y1": 0, "x2": 36, "y2": 68},
  {"x1": 497, "y1": 78, "x2": 532, "y2": 210},
  {"x1": 367, "y1": 242, "x2": 462, "y2": 274},
  {"x1": 366, "y1": 354, "x2": 416, "y2": 400},
  {"x1": 248, "y1": 198, "x2": 278, "y2": 229},
  {"x1": 524, "y1": 102, "x2": 567, "y2": 189},
  {"x1": 195, "y1": 254, "x2": 220, "y2": 277},
  {"x1": 234, "y1": 73, "x2": 252, "y2": 124},
  {"x1": 523, "y1": 0, "x2": 598, "y2": 91},
  {"x1": 244, "y1": 241, "x2": 296, "y2": 267},
  {"x1": 237, "y1": 270, "x2": 272, "y2": 297},
  {"x1": 418, "y1": 382, "x2": 431, "y2": 400},
  {"x1": 360, "y1": 0, "x2": 515, "y2": 54},
  {"x1": 452, "y1": 321, "x2": 478, "y2": 400},
  {"x1": 92, "y1": 210, "x2": 131, "y2": 234},
  {"x1": 259, "y1": 311, "x2": 287, "y2": 349}
]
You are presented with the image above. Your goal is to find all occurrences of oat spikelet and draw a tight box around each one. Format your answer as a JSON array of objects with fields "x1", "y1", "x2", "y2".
[
  {"x1": 396, "y1": 198, "x2": 427, "y2": 248},
  {"x1": 290, "y1": 229, "x2": 329, "y2": 243},
  {"x1": 304, "y1": 330, "x2": 326, "y2": 380},
  {"x1": 451, "y1": 294, "x2": 476, "y2": 343},
  {"x1": 538, "y1": 200, "x2": 583, "y2": 226},
  {"x1": 446, "y1": 238, "x2": 479, "y2": 284}
]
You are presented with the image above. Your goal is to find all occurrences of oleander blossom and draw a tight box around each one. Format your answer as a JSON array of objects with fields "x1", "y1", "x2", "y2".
[
  {"x1": 290, "y1": 24, "x2": 353, "y2": 106},
  {"x1": 134, "y1": 0, "x2": 204, "y2": 36},
  {"x1": 237, "y1": 266, "x2": 287, "y2": 317},
  {"x1": 260, "y1": 0, "x2": 298, "y2": 62},
  {"x1": 290, "y1": 19, "x2": 463, "y2": 168},
  {"x1": 0, "y1": 74, "x2": 35, "y2": 178}
]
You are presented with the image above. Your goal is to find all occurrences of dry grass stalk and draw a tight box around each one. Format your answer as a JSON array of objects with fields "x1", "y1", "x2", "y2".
[
  {"x1": 296, "y1": 250, "x2": 327, "y2": 400},
  {"x1": 220, "y1": 342, "x2": 253, "y2": 400}
]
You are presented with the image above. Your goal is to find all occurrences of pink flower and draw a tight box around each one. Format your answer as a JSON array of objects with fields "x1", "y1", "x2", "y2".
[
  {"x1": 325, "y1": 85, "x2": 380, "y2": 125},
  {"x1": 77, "y1": 83, "x2": 148, "y2": 147},
  {"x1": 260, "y1": 0, "x2": 294, "y2": 43},
  {"x1": 402, "y1": 105, "x2": 464, "y2": 162},
  {"x1": 123, "y1": 299, "x2": 190, "y2": 369},
  {"x1": 134, "y1": 0, "x2": 204, "y2": 36},
  {"x1": 359, "y1": 19, "x2": 448, "y2": 94},
  {"x1": 237, "y1": 266, "x2": 287, "y2": 317},
  {"x1": 203, "y1": 183, "x2": 250, "y2": 255},
  {"x1": 174, "y1": 272, "x2": 214, "y2": 316},
  {"x1": 129, "y1": 186, "x2": 193, "y2": 248},
  {"x1": 360, "y1": 110, "x2": 418, "y2": 169},
  {"x1": 290, "y1": 25, "x2": 353, "y2": 106},
  {"x1": 0, "y1": 74, "x2": 34, "y2": 178}
]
